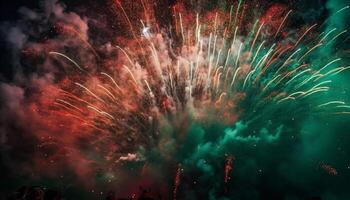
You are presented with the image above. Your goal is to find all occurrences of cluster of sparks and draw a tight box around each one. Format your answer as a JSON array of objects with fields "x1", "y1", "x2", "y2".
[{"x1": 29, "y1": 0, "x2": 350, "y2": 197}]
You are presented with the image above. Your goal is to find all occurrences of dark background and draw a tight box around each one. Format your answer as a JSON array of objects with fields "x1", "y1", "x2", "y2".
[{"x1": 1, "y1": 0, "x2": 349, "y2": 200}]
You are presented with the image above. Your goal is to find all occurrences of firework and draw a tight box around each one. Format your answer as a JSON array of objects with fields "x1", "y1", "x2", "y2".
[{"x1": 1, "y1": 0, "x2": 350, "y2": 199}]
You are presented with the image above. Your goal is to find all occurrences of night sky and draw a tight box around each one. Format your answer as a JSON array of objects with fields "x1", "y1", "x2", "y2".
[{"x1": 1, "y1": 0, "x2": 350, "y2": 199}]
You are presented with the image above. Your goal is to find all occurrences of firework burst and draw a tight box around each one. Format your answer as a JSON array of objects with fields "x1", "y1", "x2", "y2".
[{"x1": 1, "y1": 0, "x2": 350, "y2": 199}]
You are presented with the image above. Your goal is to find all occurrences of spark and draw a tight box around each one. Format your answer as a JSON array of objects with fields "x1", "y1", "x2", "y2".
[
  {"x1": 100, "y1": 72, "x2": 122, "y2": 91},
  {"x1": 49, "y1": 51, "x2": 85, "y2": 71},
  {"x1": 274, "y1": 10, "x2": 292, "y2": 38},
  {"x1": 75, "y1": 82, "x2": 105, "y2": 103},
  {"x1": 294, "y1": 24, "x2": 318, "y2": 47},
  {"x1": 318, "y1": 101, "x2": 345, "y2": 108}
]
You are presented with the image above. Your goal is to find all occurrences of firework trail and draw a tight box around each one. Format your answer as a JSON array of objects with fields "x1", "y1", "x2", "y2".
[{"x1": 1, "y1": 0, "x2": 350, "y2": 199}]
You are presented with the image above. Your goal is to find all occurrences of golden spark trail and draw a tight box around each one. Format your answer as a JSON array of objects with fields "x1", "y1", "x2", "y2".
[
  {"x1": 49, "y1": 52, "x2": 85, "y2": 71},
  {"x1": 294, "y1": 24, "x2": 318, "y2": 47},
  {"x1": 100, "y1": 72, "x2": 122, "y2": 91},
  {"x1": 75, "y1": 82, "x2": 105, "y2": 103},
  {"x1": 274, "y1": 10, "x2": 292, "y2": 38}
]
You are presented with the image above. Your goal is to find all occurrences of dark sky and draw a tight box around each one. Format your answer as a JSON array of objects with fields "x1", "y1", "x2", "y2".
[
  {"x1": 1, "y1": 0, "x2": 349, "y2": 199},
  {"x1": 0, "y1": 0, "x2": 328, "y2": 81}
]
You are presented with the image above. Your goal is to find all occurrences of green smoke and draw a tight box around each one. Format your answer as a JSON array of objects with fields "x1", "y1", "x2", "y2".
[{"x1": 141, "y1": 1, "x2": 350, "y2": 199}]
